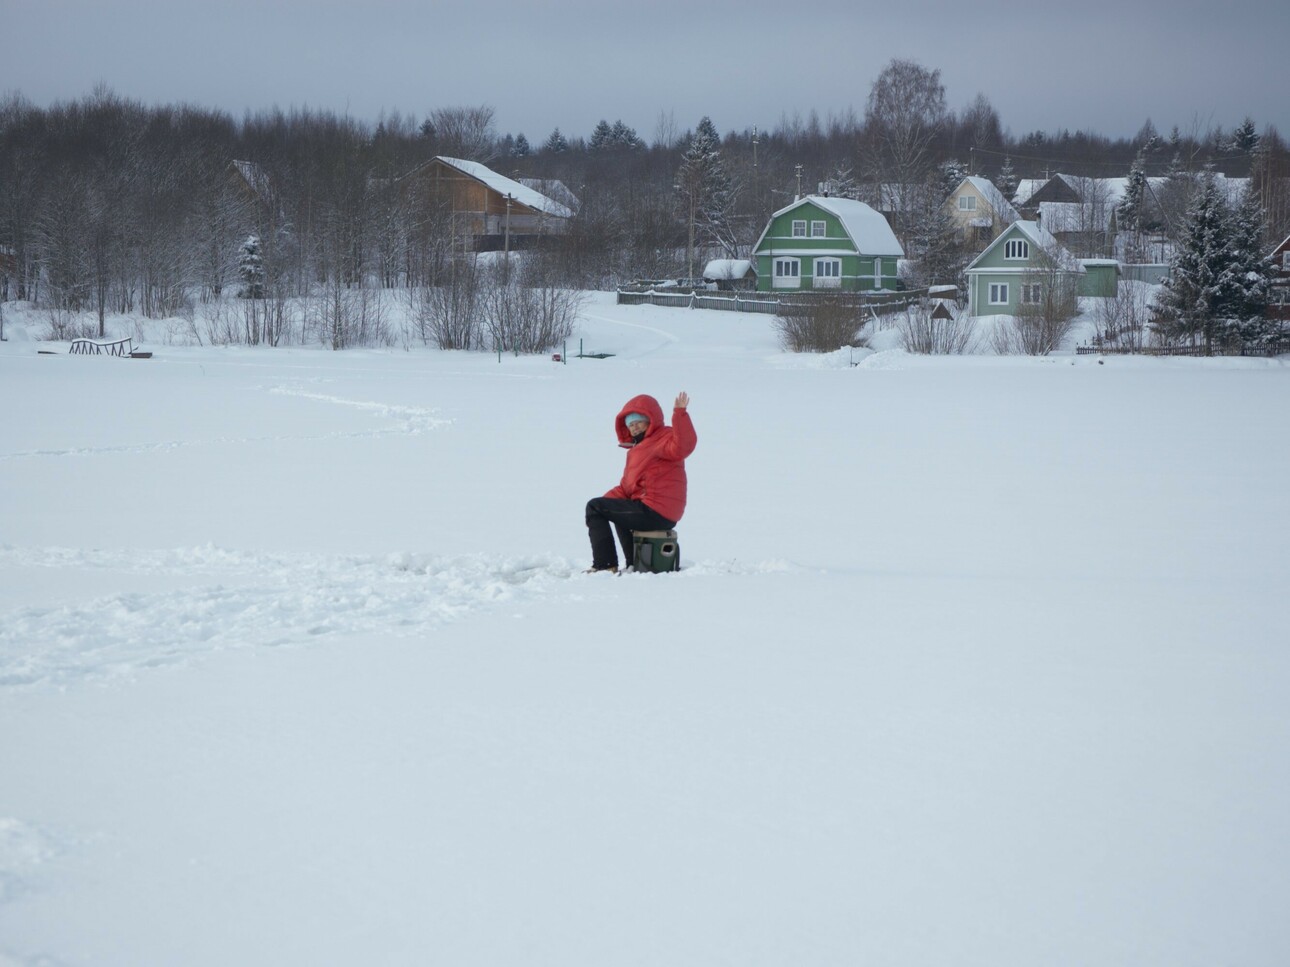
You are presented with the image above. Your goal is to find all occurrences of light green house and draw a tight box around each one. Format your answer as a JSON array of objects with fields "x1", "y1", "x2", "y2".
[
  {"x1": 752, "y1": 195, "x2": 904, "y2": 293},
  {"x1": 1078, "y1": 259, "x2": 1121, "y2": 297},
  {"x1": 964, "y1": 220, "x2": 1085, "y2": 316}
]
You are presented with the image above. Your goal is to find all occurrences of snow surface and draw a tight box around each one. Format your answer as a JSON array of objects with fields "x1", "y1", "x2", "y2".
[{"x1": 2, "y1": 295, "x2": 1289, "y2": 966}]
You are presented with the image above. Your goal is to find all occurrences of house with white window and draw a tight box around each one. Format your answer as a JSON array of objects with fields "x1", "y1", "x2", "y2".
[
  {"x1": 964, "y1": 220, "x2": 1084, "y2": 317},
  {"x1": 944, "y1": 176, "x2": 1020, "y2": 250},
  {"x1": 752, "y1": 195, "x2": 904, "y2": 293}
]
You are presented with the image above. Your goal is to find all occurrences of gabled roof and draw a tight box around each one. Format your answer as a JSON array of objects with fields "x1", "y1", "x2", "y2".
[
  {"x1": 423, "y1": 157, "x2": 574, "y2": 218},
  {"x1": 1013, "y1": 178, "x2": 1047, "y2": 206},
  {"x1": 753, "y1": 195, "x2": 904, "y2": 256},
  {"x1": 1037, "y1": 201, "x2": 1115, "y2": 233},
  {"x1": 1271, "y1": 232, "x2": 1290, "y2": 257},
  {"x1": 965, "y1": 220, "x2": 1085, "y2": 274},
  {"x1": 959, "y1": 176, "x2": 1020, "y2": 223},
  {"x1": 518, "y1": 178, "x2": 580, "y2": 213},
  {"x1": 231, "y1": 159, "x2": 273, "y2": 204}
]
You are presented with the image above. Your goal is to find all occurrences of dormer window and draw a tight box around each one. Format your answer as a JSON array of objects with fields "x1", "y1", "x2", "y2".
[{"x1": 1005, "y1": 238, "x2": 1030, "y2": 260}]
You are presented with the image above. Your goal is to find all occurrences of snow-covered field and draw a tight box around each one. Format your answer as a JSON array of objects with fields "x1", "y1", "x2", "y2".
[{"x1": 2, "y1": 294, "x2": 1288, "y2": 966}]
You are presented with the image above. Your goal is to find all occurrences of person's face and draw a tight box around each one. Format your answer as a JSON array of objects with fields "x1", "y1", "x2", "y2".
[{"x1": 627, "y1": 418, "x2": 649, "y2": 438}]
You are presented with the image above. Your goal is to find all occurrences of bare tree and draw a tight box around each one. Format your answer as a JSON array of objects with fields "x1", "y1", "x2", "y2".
[
  {"x1": 427, "y1": 106, "x2": 497, "y2": 162},
  {"x1": 864, "y1": 59, "x2": 948, "y2": 243},
  {"x1": 993, "y1": 263, "x2": 1079, "y2": 354},
  {"x1": 1092, "y1": 280, "x2": 1152, "y2": 351}
]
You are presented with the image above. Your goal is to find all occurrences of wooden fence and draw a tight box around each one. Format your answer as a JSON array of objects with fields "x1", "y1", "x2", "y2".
[
  {"x1": 616, "y1": 287, "x2": 925, "y2": 318},
  {"x1": 1075, "y1": 344, "x2": 1279, "y2": 357}
]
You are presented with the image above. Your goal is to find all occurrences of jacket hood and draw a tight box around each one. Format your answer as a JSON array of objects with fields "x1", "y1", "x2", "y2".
[{"x1": 615, "y1": 394, "x2": 666, "y2": 446}]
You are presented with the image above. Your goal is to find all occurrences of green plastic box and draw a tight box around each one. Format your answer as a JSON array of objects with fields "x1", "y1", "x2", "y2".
[{"x1": 632, "y1": 530, "x2": 680, "y2": 573}]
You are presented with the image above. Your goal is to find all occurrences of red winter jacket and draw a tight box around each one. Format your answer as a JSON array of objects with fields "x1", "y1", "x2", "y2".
[{"x1": 604, "y1": 394, "x2": 697, "y2": 524}]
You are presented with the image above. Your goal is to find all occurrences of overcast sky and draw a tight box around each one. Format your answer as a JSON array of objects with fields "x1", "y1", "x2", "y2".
[{"x1": 4, "y1": 0, "x2": 1287, "y2": 151}]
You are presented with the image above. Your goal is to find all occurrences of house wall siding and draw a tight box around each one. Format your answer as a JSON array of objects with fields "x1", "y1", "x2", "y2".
[{"x1": 754, "y1": 203, "x2": 898, "y2": 292}]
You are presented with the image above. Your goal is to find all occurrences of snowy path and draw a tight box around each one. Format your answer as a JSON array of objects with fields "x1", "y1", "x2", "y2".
[{"x1": 0, "y1": 544, "x2": 792, "y2": 689}]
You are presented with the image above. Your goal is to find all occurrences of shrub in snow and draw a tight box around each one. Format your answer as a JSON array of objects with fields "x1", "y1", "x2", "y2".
[
  {"x1": 992, "y1": 269, "x2": 1079, "y2": 355},
  {"x1": 774, "y1": 296, "x2": 867, "y2": 353},
  {"x1": 898, "y1": 302, "x2": 976, "y2": 354},
  {"x1": 1092, "y1": 281, "x2": 1153, "y2": 351}
]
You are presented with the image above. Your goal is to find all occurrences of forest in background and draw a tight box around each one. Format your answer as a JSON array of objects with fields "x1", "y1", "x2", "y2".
[{"x1": 2, "y1": 61, "x2": 1288, "y2": 337}]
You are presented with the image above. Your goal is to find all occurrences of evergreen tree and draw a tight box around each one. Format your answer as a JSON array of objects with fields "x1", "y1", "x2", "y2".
[
  {"x1": 1118, "y1": 149, "x2": 1152, "y2": 262},
  {"x1": 822, "y1": 164, "x2": 860, "y2": 200},
  {"x1": 543, "y1": 127, "x2": 568, "y2": 153},
  {"x1": 511, "y1": 133, "x2": 530, "y2": 157},
  {"x1": 676, "y1": 117, "x2": 737, "y2": 273},
  {"x1": 1223, "y1": 186, "x2": 1276, "y2": 345},
  {"x1": 238, "y1": 235, "x2": 264, "y2": 299},
  {"x1": 1231, "y1": 117, "x2": 1260, "y2": 155},
  {"x1": 996, "y1": 157, "x2": 1018, "y2": 202},
  {"x1": 1153, "y1": 172, "x2": 1235, "y2": 350},
  {"x1": 589, "y1": 120, "x2": 613, "y2": 151},
  {"x1": 610, "y1": 120, "x2": 640, "y2": 149},
  {"x1": 1118, "y1": 149, "x2": 1149, "y2": 234},
  {"x1": 938, "y1": 159, "x2": 967, "y2": 200}
]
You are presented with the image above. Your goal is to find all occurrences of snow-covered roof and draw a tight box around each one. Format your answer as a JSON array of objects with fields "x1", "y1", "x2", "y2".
[
  {"x1": 518, "y1": 178, "x2": 580, "y2": 213},
  {"x1": 703, "y1": 259, "x2": 755, "y2": 280},
  {"x1": 962, "y1": 177, "x2": 1020, "y2": 223},
  {"x1": 434, "y1": 157, "x2": 574, "y2": 218},
  {"x1": 966, "y1": 220, "x2": 1085, "y2": 274},
  {"x1": 756, "y1": 195, "x2": 903, "y2": 256},
  {"x1": 1037, "y1": 201, "x2": 1115, "y2": 233},
  {"x1": 231, "y1": 159, "x2": 272, "y2": 203},
  {"x1": 1013, "y1": 178, "x2": 1047, "y2": 206}
]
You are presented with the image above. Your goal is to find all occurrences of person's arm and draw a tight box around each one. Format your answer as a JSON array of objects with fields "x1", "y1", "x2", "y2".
[{"x1": 665, "y1": 391, "x2": 697, "y2": 459}]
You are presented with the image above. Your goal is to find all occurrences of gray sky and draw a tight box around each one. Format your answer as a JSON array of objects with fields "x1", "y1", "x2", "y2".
[{"x1": 4, "y1": 0, "x2": 1287, "y2": 149}]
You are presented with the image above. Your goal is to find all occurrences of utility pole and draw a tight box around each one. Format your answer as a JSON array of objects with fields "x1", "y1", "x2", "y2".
[{"x1": 504, "y1": 192, "x2": 512, "y2": 272}]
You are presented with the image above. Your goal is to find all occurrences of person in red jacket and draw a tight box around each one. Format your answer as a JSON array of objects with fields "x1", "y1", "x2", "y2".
[{"x1": 585, "y1": 391, "x2": 696, "y2": 573}]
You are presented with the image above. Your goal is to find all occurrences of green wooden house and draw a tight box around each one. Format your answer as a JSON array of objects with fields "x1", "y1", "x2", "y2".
[
  {"x1": 752, "y1": 196, "x2": 904, "y2": 293},
  {"x1": 964, "y1": 220, "x2": 1085, "y2": 316}
]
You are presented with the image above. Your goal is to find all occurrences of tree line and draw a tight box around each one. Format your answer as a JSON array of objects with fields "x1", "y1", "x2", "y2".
[{"x1": 2, "y1": 65, "x2": 1287, "y2": 346}]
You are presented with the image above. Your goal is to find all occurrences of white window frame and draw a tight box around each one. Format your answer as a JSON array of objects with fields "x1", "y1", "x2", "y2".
[
  {"x1": 873, "y1": 259, "x2": 882, "y2": 286},
  {"x1": 958, "y1": 194, "x2": 977, "y2": 211},
  {"x1": 1021, "y1": 283, "x2": 1043, "y2": 305},
  {"x1": 813, "y1": 257, "x2": 841, "y2": 288},
  {"x1": 988, "y1": 282, "x2": 1009, "y2": 305},
  {"x1": 1005, "y1": 239, "x2": 1030, "y2": 260},
  {"x1": 773, "y1": 257, "x2": 801, "y2": 288},
  {"x1": 1282, "y1": 251, "x2": 1290, "y2": 269},
  {"x1": 791, "y1": 220, "x2": 807, "y2": 238},
  {"x1": 810, "y1": 220, "x2": 827, "y2": 238}
]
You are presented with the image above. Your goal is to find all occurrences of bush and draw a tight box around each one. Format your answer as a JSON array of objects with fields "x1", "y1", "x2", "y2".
[
  {"x1": 774, "y1": 296, "x2": 866, "y2": 352},
  {"x1": 992, "y1": 271, "x2": 1078, "y2": 355},
  {"x1": 898, "y1": 302, "x2": 976, "y2": 354}
]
